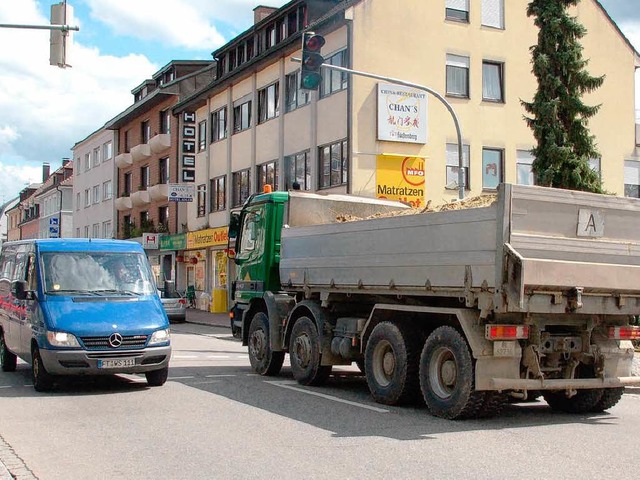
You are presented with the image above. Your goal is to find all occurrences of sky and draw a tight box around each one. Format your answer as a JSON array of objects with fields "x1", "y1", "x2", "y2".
[{"x1": 0, "y1": 0, "x2": 638, "y2": 204}]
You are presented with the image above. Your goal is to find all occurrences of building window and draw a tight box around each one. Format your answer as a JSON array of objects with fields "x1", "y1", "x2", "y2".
[
  {"x1": 446, "y1": 54, "x2": 470, "y2": 98},
  {"x1": 446, "y1": 143, "x2": 470, "y2": 189},
  {"x1": 196, "y1": 184, "x2": 206, "y2": 217},
  {"x1": 160, "y1": 109, "x2": 171, "y2": 135},
  {"x1": 624, "y1": 160, "x2": 640, "y2": 198},
  {"x1": 102, "y1": 141, "x2": 112, "y2": 161},
  {"x1": 233, "y1": 100, "x2": 252, "y2": 133},
  {"x1": 318, "y1": 140, "x2": 348, "y2": 189},
  {"x1": 84, "y1": 225, "x2": 89, "y2": 238},
  {"x1": 140, "y1": 165, "x2": 150, "y2": 190},
  {"x1": 266, "y1": 25, "x2": 276, "y2": 48},
  {"x1": 210, "y1": 175, "x2": 226, "y2": 212},
  {"x1": 102, "y1": 221, "x2": 112, "y2": 238},
  {"x1": 124, "y1": 130, "x2": 130, "y2": 153},
  {"x1": 140, "y1": 211, "x2": 150, "y2": 230},
  {"x1": 76, "y1": 192, "x2": 80, "y2": 211},
  {"x1": 285, "y1": 151, "x2": 311, "y2": 190},
  {"x1": 92, "y1": 147, "x2": 100, "y2": 166},
  {"x1": 257, "y1": 161, "x2": 278, "y2": 192},
  {"x1": 158, "y1": 206, "x2": 169, "y2": 231},
  {"x1": 84, "y1": 188, "x2": 90, "y2": 207},
  {"x1": 232, "y1": 169, "x2": 251, "y2": 207},
  {"x1": 103, "y1": 180, "x2": 112, "y2": 200},
  {"x1": 287, "y1": 11, "x2": 299, "y2": 36},
  {"x1": 141, "y1": 120, "x2": 151, "y2": 144},
  {"x1": 285, "y1": 70, "x2": 310, "y2": 112},
  {"x1": 123, "y1": 172, "x2": 132, "y2": 196},
  {"x1": 211, "y1": 107, "x2": 227, "y2": 142},
  {"x1": 237, "y1": 44, "x2": 245, "y2": 66},
  {"x1": 92, "y1": 185, "x2": 100, "y2": 204},
  {"x1": 258, "y1": 82, "x2": 280, "y2": 123},
  {"x1": 483, "y1": 61, "x2": 504, "y2": 102},
  {"x1": 589, "y1": 157, "x2": 601, "y2": 178},
  {"x1": 159, "y1": 157, "x2": 169, "y2": 184},
  {"x1": 76, "y1": 227, "x2": 80, "y2": 238},
  {"x1": 320, "y1": 50, "x2": 348, "y2": 98},
  {"x1": 84, "y1": 153, "x2": 90, "y2": 171},
  {"x1": 92, "y1": 223, "x2": 100, "y2": 238},
  {"x1": 246, "y1": 38, "x2": 254, "y2": 60},
  {"x1": 516, "y1": 150, "x2": 535, "y2": 186},
  {"x1": 446, "y1": 0, "x2": 469, "y2": 22},
  {"x1": 482, "y1": 0, "x2": 504, "y2": 29},
  {"x1": 198, "y1": 120, "x2": 207, "y2": 151},
  {"x1": 482, "y1": 148, "x2": 503, "y2": 190}
]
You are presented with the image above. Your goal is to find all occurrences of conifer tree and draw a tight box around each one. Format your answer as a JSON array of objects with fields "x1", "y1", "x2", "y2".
[{"x1": 522, "y1": 0, "x2": 605, "y2": 193}]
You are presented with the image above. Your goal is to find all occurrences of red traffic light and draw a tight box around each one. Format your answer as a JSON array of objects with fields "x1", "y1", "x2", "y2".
[
  {"x1": 300, "y1": 32, "x2": 325, "y2": 91},
  {"x1": 304, "y1": 34, "x2": 325, "y2": 52}
]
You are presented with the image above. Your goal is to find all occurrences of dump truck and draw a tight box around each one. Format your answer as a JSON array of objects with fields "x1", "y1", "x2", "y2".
[{"x1": 228, "y1": 183, "x2": 640, "y2": 419}]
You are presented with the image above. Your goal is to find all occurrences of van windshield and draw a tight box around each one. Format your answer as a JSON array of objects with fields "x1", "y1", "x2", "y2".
[{"x1": 42, "y1": 252, "x2": 156, "y2": 295}]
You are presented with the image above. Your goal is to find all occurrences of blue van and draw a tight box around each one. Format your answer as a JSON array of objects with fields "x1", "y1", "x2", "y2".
[{"x1": 0, "y1": 239, "x2": 171, "y2": 391}]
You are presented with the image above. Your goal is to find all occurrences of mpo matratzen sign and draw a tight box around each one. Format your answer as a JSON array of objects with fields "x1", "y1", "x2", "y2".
[
  {"x1": 377, "y1": 83, "x2": 428, "y2": 144},
  {"x1": 376, "y1": 154, "x2": 426, "y2": 209}
]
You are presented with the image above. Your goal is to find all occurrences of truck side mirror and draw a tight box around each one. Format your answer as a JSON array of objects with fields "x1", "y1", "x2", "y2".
[
  {"x1": 228, "y1": 212, "x2": 240, "y2": 260},
  {"x1": 12, "y1": 280, "x2": 31, "y2": 300}
]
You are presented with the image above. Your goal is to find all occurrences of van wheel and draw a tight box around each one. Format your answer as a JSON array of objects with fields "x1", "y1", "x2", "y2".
[
  {"x1": 248, "y1": 312, "x2": 284, "y2": 376},
  {"x1": 1, "y1": 332, "x2": 17, "y2": 372},
  {"x1": 290, "y1": 316, "x2": 331, "y2": 386},
  {"x1": 145, "y1": 367, "x2": 169, "y2": 387},
  {"x1": 32, "y1": 347, "x2": 54, "y2": 392}
]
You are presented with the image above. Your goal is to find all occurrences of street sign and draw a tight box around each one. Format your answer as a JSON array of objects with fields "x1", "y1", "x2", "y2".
[
  {"x1": 49, "y1": 217, "x2": 59, "y2": 226},
  {"x1": 49, "y1": 226, "x2": 59, "y2": 238},
  {"x1": 168, "y1": 184, "x2": 195, "y2": 202},
  {"x1": 142, "y1": 233, "x2": 160, "y2": 249}
]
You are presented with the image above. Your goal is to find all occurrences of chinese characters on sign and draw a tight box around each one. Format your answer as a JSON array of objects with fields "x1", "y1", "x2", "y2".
[
  {"x1": 376, "y1": 154, "x2": 426, "y2": 208},
  {"x1": 377, "y1": 83, "x2": 428, "y2": 144}
]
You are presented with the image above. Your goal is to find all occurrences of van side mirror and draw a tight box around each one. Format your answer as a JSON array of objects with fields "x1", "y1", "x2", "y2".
[{"x1": 12, "y1": 280, "x2": 31, "y2": 300}]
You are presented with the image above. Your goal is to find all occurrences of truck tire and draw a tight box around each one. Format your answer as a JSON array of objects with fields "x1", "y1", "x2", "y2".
[
  {"x1": 0, "y1": 331, "x2": 17, "y2": 372},
  {"x1": 31, "y1": 347, "x2": 54, "y2": 392},
  {"x1": 419, "y1": 326, "x2": 485, "y2": 419},
  {"x1": 542, "y1": 389, "x2": 604, "y2": 414},
  {"x1": 365, "y1": 322, "x2": 421, "y2": 405},
  {"x1": 591, "y1": 387, "x2": 624, "y2": 412},
  {"x1": 248, "y1": 312, "x2": 284, "y2": 376},
  {"x1": 476, "y1": 391, "x2": 506, "y2": 418},
  {"x1": 290, "y1": 316, "x2": 331, "y2": 386},
  {"x1": 145, "y1": 367, "x2": 169, "y2": 387}
]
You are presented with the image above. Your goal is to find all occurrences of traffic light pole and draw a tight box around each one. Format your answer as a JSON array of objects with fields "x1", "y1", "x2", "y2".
[{"x1": 295, "y1": 59, "x2": 466, "y2": 200}]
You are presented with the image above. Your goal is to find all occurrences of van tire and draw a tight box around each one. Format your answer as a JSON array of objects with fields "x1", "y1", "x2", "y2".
[
  {"x1": 145, "y1": 367, "x2": 169, "y2": 387},
  {"x1": 0, "y1": 332, "x2": 17, "y2": 372},
  {"x1": 31, "y1": 347, "x2": 54, "y2": 392}
]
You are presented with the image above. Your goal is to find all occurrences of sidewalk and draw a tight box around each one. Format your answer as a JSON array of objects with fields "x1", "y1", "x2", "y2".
[{"x1": 184, "y1": 308, "x2": 230, "y2": 328}]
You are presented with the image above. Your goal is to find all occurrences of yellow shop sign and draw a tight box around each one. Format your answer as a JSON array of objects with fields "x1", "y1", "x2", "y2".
[
  {"x1": 187, "y1": 227, "x2": 229, "y2": 249},
  {"x1": 376, "y1": 154, "x2": 426, "y2": 208}
]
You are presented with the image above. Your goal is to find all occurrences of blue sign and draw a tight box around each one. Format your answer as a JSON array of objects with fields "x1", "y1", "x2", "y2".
[{"x1": 49, "y1": 217, "x2": 59, "y2": 226}]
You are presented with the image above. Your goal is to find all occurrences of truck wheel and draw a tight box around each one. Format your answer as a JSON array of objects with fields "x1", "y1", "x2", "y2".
[
  {"x1": 365, "y1": 322, "x2": 421, "y2": 405},
  {"x1": 145, "y1": 367, "x2": 169, "y2": 387},
  {"x1": 31, "y1": 347, "x2": 54, "y2": 392},
  {"x1": 0, "y1": 331, "x2": 17, "y2": 372},
  {"x1": 419, "y1": 326, "x2": 485, "y2": 419},
  {"x1": 543, "y1": 389, "x2": 604, "y2": 414},
  {"x1": 591, "y1": 387, "x2": 624, "y2": 412},
  {"x1": 290, "y1": 316, "x2": 331, "y2": 386},
  {"x1": 248, "y1": 312, "x2": 284, "y2": 376},
  {"x1": 476, "y1": 391, "x2": 506, "y2": 418}
]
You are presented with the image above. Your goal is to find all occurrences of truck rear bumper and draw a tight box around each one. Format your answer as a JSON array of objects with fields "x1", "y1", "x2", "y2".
[{"x1": 490, "y1": 376, "x2": 640, "y2": 390}]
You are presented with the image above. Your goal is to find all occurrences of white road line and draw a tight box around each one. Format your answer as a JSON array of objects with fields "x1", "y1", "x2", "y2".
[
  {"x1": 204, "y1": 374, "x2": 236, "y2": 378},
  {"x1": 173, "y1": 355, "x2": 199, "y2": 359},
  {"x1": 189, "y1": 380, "x2": 219, "y2": 385},
  {"x1": 207, "y1": 355, "x2": 230, "y2": 359},
  {"x1": 265, "y1": 380, "x2": 389, "y2": 413},
  {"x1": 0, "y1": 386, "x2": 11, "y2": 389},
  {"x1": 169, "y1": 376, "x2": 195, "y2": 380}
]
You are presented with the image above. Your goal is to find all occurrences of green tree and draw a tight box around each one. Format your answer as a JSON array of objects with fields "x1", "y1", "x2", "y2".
[{"x1": 522, "y1": 0, "x2": 605, "y2": 193}]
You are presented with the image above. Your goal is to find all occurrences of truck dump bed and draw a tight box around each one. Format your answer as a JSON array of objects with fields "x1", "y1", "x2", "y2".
[{"x1": 280, "y1": 184, "x2": 640, "y2": 315}]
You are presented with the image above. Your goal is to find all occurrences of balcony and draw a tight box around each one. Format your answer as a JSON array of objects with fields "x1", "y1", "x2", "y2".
[
  {"x1": 149, "y1": 133, "x2": 171, "y2": 154},
  {"x1": 115, "y1": 196, "x2": 132, "y2": 211},
  {"x1": 130, "y1": 190, "x2": 151, "y2": 207},
  {"x1": 131, "y1": 144, "x2": 151, "y2": 163},
  {"x1": 148, "y1": 183, "x2": 169, "y2": 201},
  {"x1": 115, "y1": 153, "x2": 133, "y2": 169}
]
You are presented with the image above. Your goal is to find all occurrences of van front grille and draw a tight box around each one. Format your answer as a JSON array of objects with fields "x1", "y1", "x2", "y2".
[{"x1": 80, "y1": 335, "x2": 148, "y2": 350}]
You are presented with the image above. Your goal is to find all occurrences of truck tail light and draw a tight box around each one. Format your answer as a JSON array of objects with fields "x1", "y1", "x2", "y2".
[
  {"x1": 608, "y1": 326, "x2": 640, "y2": 340},
  {"x1": 178, "y1": 298, "x2": 186, "y2": 305},
  {"x1": 485, "y1": 325, "x2": 529, "y2": 340}
]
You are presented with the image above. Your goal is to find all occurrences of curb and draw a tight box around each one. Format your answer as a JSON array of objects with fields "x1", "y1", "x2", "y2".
[{"x1": 0, "y1": 460, "x2": 11, "y2": 480}]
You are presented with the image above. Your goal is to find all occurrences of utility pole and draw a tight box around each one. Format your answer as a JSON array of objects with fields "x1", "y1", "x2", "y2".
[{"x1": 0, "y1": 1, "x2": 79, "y2": 68}]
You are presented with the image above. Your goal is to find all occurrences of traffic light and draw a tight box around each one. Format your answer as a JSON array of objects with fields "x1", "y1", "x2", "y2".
[{"x1": 300, "y1": 32, "x2": 325, "y2": 91}]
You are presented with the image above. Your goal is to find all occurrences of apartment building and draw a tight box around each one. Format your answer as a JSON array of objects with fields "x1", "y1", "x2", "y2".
[
  {"x1": 72, "y1": 128, "x2": 116, "y2": 239},
  {"x1": 34, "y1": 160, "x2": 74, "y2": 239},
  {"x1": 167, "y1": 0, "x2": 638, "y2": 310},
  {"x1": 104, "y1": 60, "x2": 215, "y2": 285}
]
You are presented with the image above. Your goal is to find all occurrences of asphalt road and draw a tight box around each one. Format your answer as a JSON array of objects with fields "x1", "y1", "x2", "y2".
[{"x1": 1, "y1": 323, "x2": 640, "y2": 480}]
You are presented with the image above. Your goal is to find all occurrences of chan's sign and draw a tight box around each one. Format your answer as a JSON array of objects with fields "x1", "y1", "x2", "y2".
[{"x1": 377, "y1": 83, "x2": 428, "y2": 144}]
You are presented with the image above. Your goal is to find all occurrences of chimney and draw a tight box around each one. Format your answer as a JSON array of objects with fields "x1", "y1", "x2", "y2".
[
  {"x1": 42, "y1": 162, "x2": 50, "y2": 182},
  {"x1": 254, "y1": 6, "x2": 277, "y2": 24},
  {"x1": 62, "y1": 157, "x2": 70, "y2": 167}
]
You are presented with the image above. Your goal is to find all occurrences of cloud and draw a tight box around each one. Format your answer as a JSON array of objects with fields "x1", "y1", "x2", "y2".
[
  {"x1": 0, "y1": 164, "x2": 43, "y2": 202},
  {"x1": 0, "y1": 0, "x2": 158, "y2": 200}
]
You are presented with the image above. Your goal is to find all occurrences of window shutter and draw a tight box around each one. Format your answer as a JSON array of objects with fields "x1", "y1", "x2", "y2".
[
  {"x1": 482, "y1": 0, "x2": 504, "y2": 28},
  {"x1": 446, "y1": 54, "x2": 470, "y2": 69},
  {"x1": 446, "y1": 0, "x2": 469, "y2": 10},
  {"x1": 624, "y1": 160, "x2": 640, "y2": 185}
]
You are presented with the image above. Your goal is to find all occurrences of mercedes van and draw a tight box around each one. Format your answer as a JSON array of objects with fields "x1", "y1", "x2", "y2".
[{"x1": 0, "y1": 239, "x2": 171, "y2": 391}]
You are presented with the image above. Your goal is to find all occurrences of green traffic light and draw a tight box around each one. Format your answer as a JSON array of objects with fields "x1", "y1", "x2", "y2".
[{"x1": 301, "y1": 72, "x2": 321, "y2": 90}]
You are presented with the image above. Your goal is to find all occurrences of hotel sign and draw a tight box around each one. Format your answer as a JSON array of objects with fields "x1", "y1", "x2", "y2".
[{"x1": 377, "y1": 83, "x2": 428, "y2": 144}]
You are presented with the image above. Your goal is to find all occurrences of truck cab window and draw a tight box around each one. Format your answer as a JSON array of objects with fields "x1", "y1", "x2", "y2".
[{"x1": 239, "y1": 211, "x2": 262, "y2": 255}]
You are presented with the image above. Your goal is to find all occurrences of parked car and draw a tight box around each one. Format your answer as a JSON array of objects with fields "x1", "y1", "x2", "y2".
[{"x1": 159, "y1": 288, "x2": 187, "y2": 323}]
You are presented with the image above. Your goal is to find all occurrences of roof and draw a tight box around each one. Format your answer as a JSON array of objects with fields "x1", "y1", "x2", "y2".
[{"x1": 595, "y1": 0, "x2": 640, "y2": 65}]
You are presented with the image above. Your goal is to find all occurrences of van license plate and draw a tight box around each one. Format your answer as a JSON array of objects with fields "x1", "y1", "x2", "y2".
[{"x1": 98, "y1": 358, "x2": 136, "y2": 369}]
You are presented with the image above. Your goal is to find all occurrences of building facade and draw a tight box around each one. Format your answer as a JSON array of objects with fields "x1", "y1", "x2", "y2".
[
  {"x1": 35, "y1": 161, "x2": 74, "y2": 239},
  {"x1": 72, "y1": 128, "x2": 116, "y2": 239},
  {"x1": 171, "y1": 0, "x2": 639, "y2": 310}
]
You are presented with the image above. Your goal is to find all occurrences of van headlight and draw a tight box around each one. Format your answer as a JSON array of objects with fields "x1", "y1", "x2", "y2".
[
  {"x1": 149, "y1": 328, "x2": 170, "y2": 345},
  {"x1": 47, "y1": 331, "x2": 80, "y2": 348}
]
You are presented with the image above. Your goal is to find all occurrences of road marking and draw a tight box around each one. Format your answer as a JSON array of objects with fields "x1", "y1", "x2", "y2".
[
  {"x1": 265, "y1": 380, "x2": 389, "y2": 413},
  {"x1": 207, "y1": 355, "x2": 230, "y2": 359},
  {"x1": 169, "y1": 376, "x2": 195, "y2": 380},
  {"x1": 205, "y1": 374, "x2": 236, "y2": 378},
  {"x1": 0, "y1": 386, "x2": 11, "y2": 389},
  {"x1": 173, "y1": 355, "x2": 199, "y2": 359},
  {"x1": 190, "y1": 380, "x2": 219, "y2": 385}
]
